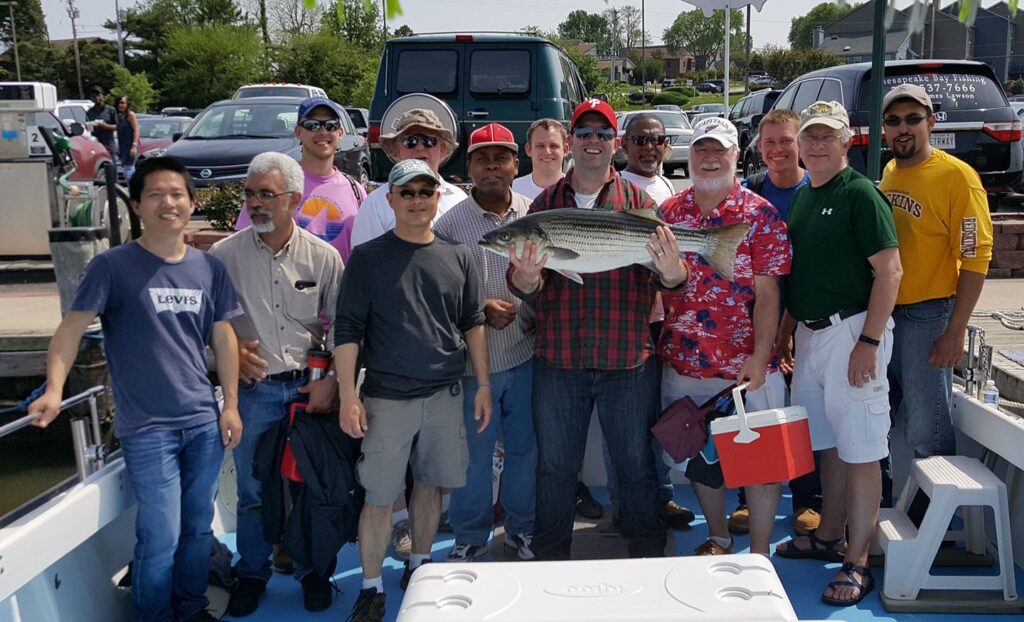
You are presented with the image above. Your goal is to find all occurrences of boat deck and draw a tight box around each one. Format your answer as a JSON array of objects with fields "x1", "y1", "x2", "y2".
[{"x1": 217, "y1": 484, "x2": 1024, "y2": 622}]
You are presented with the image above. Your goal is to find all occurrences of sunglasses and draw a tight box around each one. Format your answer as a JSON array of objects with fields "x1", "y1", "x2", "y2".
[
  {"x1": 398, "y1": 188, "x2": 437, "y2": 200},
  {"x1": 572, "y1": 126, "x2": 616, "y2": 141},
  {"x1": 627, "y1": 134, "x2": 669, "y2": 146},
  {"x1": 401, "y1": 134, "x2": 439, "y2": 149},
  {"x1": 883, "y1": 114, "x2": 928, "y2": 128},
  {"x1": 299, "y1": 119, "x2": 342, "y2": 132}
]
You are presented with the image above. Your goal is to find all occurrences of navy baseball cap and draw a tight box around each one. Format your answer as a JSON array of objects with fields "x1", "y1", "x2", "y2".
[{"x1": 298, "y1": 97, "x2": 343, "y2": 121}]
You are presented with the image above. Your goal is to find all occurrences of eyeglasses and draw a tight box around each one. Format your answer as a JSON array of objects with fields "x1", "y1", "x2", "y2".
[
  {"x1": 626, "y1": 134, "x2": 668, "y2": 146},
  {"x1": 243, "y1": 190, "x2": 291, "y2": 202},
  {"x1": 883, "y1": 114, "x2": 928, "y2": 128},
  {"x1": 398, "y1": 188, "x2": 437, "y2": 200},
  {"x1": 299, "y1": 119, "x2": 342, "y2": 132},
  {"x1": 401, "y1": 134, "x2": 439, "y2": 149},
  {"x1": 572, "y1": 126, "x2": 616, "y2": 141},
  {"x1": 799, "y1": 133, "x2": 842, "y2": 146}
]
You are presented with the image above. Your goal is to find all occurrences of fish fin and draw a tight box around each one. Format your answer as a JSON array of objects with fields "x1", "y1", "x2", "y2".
[
  {"x1": 622, "y1": 208, "x2": 665, "y2": 224},
  {"x1": 554, "y1": 269, "x2": 584, "y2": 285},
  {"x1": 547, "y1": 246, "x2": 581, "y2": 261},
  {"x1": 702, "y1": 222, "x2": 750, "y2": 281}
]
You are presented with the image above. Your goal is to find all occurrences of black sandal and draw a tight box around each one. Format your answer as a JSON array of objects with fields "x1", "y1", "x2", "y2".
[
  {"x1": 774, "y1": 531, "x2": 845, "y2": 562},
  {"x1": 821, "y1": 562, "x2": 874, "y2": 606}
]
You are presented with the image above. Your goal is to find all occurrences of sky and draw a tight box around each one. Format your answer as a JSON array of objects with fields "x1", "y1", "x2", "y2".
[{"x1": 34, "y1": 0, "x2": 994, "y2": 47}]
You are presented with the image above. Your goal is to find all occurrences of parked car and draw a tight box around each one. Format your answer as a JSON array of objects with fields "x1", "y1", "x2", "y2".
[
  {"x1": 345, "y1": 106, "x2": 370, "y2": 137},
  {"x1": 728, "y1": 89, "x2": 781, "y2": 152},
  {"x1": 135, "y1": 116, "x2": 194, "y2": 157},
  {"x1": 161, "y1": 96, "x2": 370, "y2": 198},
  {"x1": 232, "y1": 83, "x2": 329, "y2": 100},
  {"x1": 30, "y1": 110, "x2": 111, "y2": 181},
  {"x1": 696, "y1": 80, "x2": 725, "y2": 93},
  {"x1": 748, "y1": 74, "x2": 774, "y2": 88},
  {"x1": 612, "y1": 109, "x2": 693, "y2": 176},
  {"x1": 654, "y1": 104, "x2": 682, "y2": 112},
  {"x1": 55, "y1": 100, "x2": 91, "y2": 126},
  {"x1": 689, "y1": 103, "x2": 727, "y2": 117},
  {"x1": 661, "y1": 79, "x2": 677, "y2": 88},
  {"x1": 368, "y1": 33, "x2": 588, "y2": 182},
  {"x1": 740, "y1": 60, "x2": 1023, "y2": 196}
]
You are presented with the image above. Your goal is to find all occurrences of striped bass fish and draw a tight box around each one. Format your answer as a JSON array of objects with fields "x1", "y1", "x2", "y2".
[{"x1": 479, "y1": 208, "x2": 749, "y2": 282}]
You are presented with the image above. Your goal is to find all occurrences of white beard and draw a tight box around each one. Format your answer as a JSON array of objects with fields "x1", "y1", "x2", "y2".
[
  {"x1": 249, "y1": 210, "x2": 276, "y2": 233},
  {"x1": 691, "y1": 169, "x2": 735, "y2": 194}
]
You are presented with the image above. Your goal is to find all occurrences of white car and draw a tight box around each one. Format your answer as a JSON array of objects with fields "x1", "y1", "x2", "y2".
[
  {"x1": 613, "y1": 109, "x2": 693, "y2": 176},
  {"x1": 232, "y1": 83, "x2": 328, "y2": 100}
]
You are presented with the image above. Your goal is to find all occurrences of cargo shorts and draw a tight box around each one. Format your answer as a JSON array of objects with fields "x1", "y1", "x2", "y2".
[{"x1": 357, "y1": 384, "x2": 469, "y2": 506}]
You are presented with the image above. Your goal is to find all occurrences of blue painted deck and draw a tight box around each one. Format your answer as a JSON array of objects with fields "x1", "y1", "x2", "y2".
[{"x1": 220, "y1": 485, "x2": 1024, "y2": 621}]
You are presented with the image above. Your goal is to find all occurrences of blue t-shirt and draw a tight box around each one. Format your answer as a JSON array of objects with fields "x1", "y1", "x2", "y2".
[
  {"x1": 756, "y1": 171, "x2": 810, "y2": 221},
  {"x1": 72, "y1": 243, "x2": 242, "y2": 438}
]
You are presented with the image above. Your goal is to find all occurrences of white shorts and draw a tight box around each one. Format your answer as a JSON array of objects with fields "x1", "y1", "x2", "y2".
[
  {"x1": 661, "y1": 367, "x2": 786, "y2": 411},
  {"x1": 790, "y1": 311, "x2": 894, "y2": 464}
]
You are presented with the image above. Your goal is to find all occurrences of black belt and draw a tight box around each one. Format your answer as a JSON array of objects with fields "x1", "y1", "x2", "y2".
[
  {"x1": 803, "y1": 308, "x2": 865, "y2": 331},
  {"x1": 265, "y1": 369, "x2": 305, "y2": 382}
]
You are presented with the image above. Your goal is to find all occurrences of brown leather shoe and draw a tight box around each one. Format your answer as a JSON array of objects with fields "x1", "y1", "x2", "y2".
[
  {"x1": 793, "y1": 507, "x2": 821, "y2": 535},
  {"x1": 658, "y1": 500, "x2": 696, "y2": 530},
  {"x1": 272, "y1": 545, "x2": 294, "y2": 575},
  {"x1": 694, "y1": 538, "x2": 733, "y2": 556},
  {"x1": 727, "y1": 505, "x2": 750, "y2": 534}
]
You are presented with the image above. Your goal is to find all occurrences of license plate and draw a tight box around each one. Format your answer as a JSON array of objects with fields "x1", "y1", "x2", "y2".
[{"x1": 930, "y1": 133, "x2": 955, "y2": 150}]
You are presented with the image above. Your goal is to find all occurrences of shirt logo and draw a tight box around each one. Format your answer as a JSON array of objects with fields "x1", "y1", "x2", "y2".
[
  {"x1": 149, "y1": 288, "x2": 203, "y2": 314},
  {"x1": 821, "y1": 208, "x2": 833, "y2": 215},
  {"x1": 886, "y1": 191, "x2": 923, "y2": 218},
  {"x1": 961, "y1": 217, "x2": 977, "y2": 259}
]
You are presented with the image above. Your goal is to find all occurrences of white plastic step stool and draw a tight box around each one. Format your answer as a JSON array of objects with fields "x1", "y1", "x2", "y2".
[
  {"x1": 874, "y1": 455, "x2": 1017, "y2": 602},
  {"x1": 397, "y1": 554, "x2": 796, "y2": 621}
]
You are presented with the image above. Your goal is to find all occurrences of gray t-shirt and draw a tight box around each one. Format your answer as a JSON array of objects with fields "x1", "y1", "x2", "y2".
[
  {"x1": 71, "y1": 243, "x2": 242, "y2": 438},
  {"x1": 334, "y1": 230, "x2": 485, "y2": 399}
]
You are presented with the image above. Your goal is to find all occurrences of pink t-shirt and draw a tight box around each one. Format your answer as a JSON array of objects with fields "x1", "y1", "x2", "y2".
[{"x1": 234, "y1": 168, "x2": 366, "y2": 263}]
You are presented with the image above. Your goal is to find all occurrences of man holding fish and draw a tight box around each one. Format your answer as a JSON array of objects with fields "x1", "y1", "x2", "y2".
[{"x1": 489, "y1": 98, "x2": 742, "y2": 560}]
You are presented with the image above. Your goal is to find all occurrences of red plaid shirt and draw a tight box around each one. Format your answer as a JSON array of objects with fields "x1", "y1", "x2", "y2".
[{"x1": 507, "y1": 169, "x2": 660, "y2": 370}]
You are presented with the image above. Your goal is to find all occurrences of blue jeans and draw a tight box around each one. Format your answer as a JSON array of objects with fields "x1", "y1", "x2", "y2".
[
  {"x1": 604, "y1": 435, "x2": 674, "y2": 509},
  {"x1": 120, "y1": 421, "x2": 224, "y2": 622},
  {"x1": 532, "y1": 358, "x2": 666, "y2": 560},
  {"x1": 888, "y1": 297, "x2": 956, "y2": 459},
  {"x1": 234, "y1": 377, "x2": 305, "y2": 581},
  {"x1": 449, "y1": 360, "x2": 536, "y2": 546}
]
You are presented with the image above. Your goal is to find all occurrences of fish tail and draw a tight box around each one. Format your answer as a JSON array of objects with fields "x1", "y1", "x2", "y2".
[{"x1": 702, "y1": 223, "x2": 750, "y2": 281}]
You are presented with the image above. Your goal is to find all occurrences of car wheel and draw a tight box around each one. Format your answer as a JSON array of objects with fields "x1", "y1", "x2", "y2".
[
  {"x1": 663, "y1": 165, "x2": 675, "y2": 176},
  {"x1": 745, "y1": 159, "x2": 757, "y2": 180},
  {"x1": 359, "y1": 164, "x2": 370, "y2": 189}
]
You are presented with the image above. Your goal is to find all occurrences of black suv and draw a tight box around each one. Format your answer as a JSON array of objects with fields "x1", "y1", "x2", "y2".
[
  {"x1": 728, "y1": 88, "x2": 781, "y2": 153},
  {"x1": 740, "y1": 60, "x2": 1023, "y2": 195}
]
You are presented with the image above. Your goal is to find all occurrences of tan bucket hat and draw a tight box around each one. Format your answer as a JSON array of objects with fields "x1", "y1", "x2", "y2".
[{"x1": 380, "y1": 108, "x2": 459, "y2": 164}]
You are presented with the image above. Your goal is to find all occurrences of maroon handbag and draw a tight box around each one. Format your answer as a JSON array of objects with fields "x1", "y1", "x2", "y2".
[{"x1": 651, "y1": 384, "x2": 737, "y2": 463}]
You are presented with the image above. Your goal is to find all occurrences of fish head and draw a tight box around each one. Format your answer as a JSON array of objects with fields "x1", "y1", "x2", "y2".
[{"x1": 479, "y1": 219, "x2": 549, "y2": 258}]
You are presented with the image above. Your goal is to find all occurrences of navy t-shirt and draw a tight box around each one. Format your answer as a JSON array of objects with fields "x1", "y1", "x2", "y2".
[
  {"x1": 756, "y1": 171, "x2": 810, "y2": 221},
  {"x1": 72, "y1": 243, "x2": 242, "y2": 438}
]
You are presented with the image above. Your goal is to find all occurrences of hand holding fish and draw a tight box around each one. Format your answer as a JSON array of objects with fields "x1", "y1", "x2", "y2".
[
  {"x1": 647, "y1": 226, "x2": 688, "y2": 288},
  {"x1": 508, "y1": 240, "x2": 548, "y2": 294}
]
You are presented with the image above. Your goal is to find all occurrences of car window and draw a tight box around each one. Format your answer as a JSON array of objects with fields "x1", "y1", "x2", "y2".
[
  {"x1": 346, "y1": 109, "x2": 366, "y2": 129},
  {"x1": 186, "y1": 104, "x2": 299, "y2": 138},
  {"x1": 235, "y1": 86, "x2": 310, "y2": 98},
  {"x1": 560, "y1": 53, "x2": 580, "y2": 102},
  {"x1": 865, "y1": 72, "x2": 1009, "y2": 111},
  {"x1": 652, "y1": 111, "x2": 689, "y2": 129},
  {"x1": 774, "y1": 84, "x2": 798, "y2": 111},
  {"x1": 57, "y1": 105, "x2": 87, "y2": 124},
  {"x1": 138, "y1": 119, "x2": 184, "y2": 138},
  {"x1": 397, "y1": 49, "x2": 458, "y2": 95},
  {"x1": 729, "y1": 98, "x2": 746, "y2": 120},
  {"x1": 791, "y1": 79, "x2": 824, "y2": 113},
  {"x1": 471, "y1": 50, "x2": 530, "y2": 95},
  {"x1": 818, "y1": 79, "x2": 842, "y2": 104},
  {"x1": 32, "y1": 111, "x2": 64, "y2": 133}
]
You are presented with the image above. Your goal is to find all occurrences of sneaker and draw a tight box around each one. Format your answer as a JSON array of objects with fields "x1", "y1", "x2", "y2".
[
  {"x1": 348, "y1": 587, "x2": 386, "y2": 622},
  {"x1": 400, "y1": 558, "x2": 433, "y2": 590},
  {"x1": 503, "y1": 533, "x2": 535, "y2": 560},
  {"x1": 658, "y1": 500, "x2": 696, "y2": 530},
  {"x1": 575, "y1": 482, "x2": 604, "y2": 520},
  {"x1": 446, "y1": 542, "x2": 489, "y2": 562},
  {"x1": 727, "y1": 504, "x2": 750, "y2": 534},
  {"x1": 391, "y1": 519, "x2": 412, "y2": 560},
  {"x1": 227, "y1": 576, "x2": 266, "y2": 617},
  {"x1": 272, "y1": 544, "x2": 295, "y2": 574},
  {"x1": 793, "y1": 507, "x2": 821, "y2": 535}
]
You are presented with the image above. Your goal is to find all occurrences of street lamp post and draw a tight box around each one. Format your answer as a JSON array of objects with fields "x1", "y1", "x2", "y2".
[{"x1": 0, "y1": 1, "x2": 20, "y2": 81}]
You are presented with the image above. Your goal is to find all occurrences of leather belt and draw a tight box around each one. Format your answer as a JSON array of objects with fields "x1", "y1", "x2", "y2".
[
  {"x1": 265, "y1": 369, "x2": 305, "y2": 382},
  {"x1": 803, "y1": 308, "x2": 865, "y2": 331}
]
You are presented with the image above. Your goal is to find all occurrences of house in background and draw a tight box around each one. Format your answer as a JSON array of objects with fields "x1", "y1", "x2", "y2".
[{"x1": 818, "y1": 0, "x2": 918, "y2": 62}]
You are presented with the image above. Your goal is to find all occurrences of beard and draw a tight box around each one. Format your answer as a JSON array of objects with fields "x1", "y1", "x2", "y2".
[
  {"x1": 690, "y1": 167, "x2": 735, "y2": 194},
  {"x1": 249, "y1": 209, "x2": 276, "y2": 233},
  {"x1": 891, "y1": 136, "x2": 920, "y2": 160}
]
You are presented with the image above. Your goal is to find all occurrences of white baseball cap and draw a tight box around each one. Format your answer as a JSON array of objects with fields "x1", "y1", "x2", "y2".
[{"x1": 691, "y1": 117, "x2": 739, "y2": 149}]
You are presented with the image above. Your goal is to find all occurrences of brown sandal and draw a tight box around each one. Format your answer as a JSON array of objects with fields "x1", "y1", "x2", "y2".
[
  {"x1": 821, "y1": 562, "x2": 874, "y2": 606},
  {"x1": 774, "y1": 531, "x2": 845, "y2": 562}
]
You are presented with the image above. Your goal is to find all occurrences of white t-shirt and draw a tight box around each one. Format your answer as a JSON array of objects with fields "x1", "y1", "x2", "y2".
[
  {"x1": 511, "y1": 174, "x2": 546, "y2": 200},
  {"x1": 350, "y1": 179, "x2": 468, "y2": 247},
  {"x1": 574, "y1": 191, "x2": 598, "y2": 209},
  {"x1": 619, "y1": 170, "x2": 676, "y2": 206}
]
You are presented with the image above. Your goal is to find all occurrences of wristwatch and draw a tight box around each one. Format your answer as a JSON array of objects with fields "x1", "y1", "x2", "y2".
[{"x1": 858, "y1": 334, "x2": 880, "y2": 347}]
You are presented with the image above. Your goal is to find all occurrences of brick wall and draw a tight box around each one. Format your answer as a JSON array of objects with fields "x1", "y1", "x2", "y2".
[{"x1": 988, "y1": 216, "x2": 1024, "y2": 279}]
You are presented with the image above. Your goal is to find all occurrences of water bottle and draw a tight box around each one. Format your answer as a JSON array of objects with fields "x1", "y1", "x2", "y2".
[{"x1": 982, "y1": 380, "x2": 999, "y2": 405}]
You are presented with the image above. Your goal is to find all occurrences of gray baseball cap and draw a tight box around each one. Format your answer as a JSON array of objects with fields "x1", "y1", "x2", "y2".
[
  {"x1": 882, "y1": 83, "x2": 934, "y2": 113},
  {"x1": 388, "y1": 158, "x2": 440, "y2": 190}
]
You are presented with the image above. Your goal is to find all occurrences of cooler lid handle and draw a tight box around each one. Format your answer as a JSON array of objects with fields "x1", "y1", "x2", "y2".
[{"x1": 731, "y1": 382, "x2": 761, "y2": 445}]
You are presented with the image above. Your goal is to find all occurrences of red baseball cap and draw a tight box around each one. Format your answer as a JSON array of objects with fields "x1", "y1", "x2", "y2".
[
  {"x1": 571, "y1": 98, "x2": 618, "y2": 132},
  {"x1": 467, "y1": 123, "x2": 519, "y2": 155}
]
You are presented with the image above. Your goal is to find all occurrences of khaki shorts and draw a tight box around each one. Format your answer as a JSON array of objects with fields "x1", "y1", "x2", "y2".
[{"x1": 357, "y1": 385, "x2": 468, "y2": 506}]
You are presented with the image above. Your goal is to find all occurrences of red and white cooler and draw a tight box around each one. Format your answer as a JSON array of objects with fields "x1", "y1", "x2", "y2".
[{"x1": 710, "y1": 383, "x2": 814, "y2": 488}]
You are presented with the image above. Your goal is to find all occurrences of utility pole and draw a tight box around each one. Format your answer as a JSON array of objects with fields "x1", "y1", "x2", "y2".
[
  {"x1": 641, "y1": 0, "x2": 645, "y2": 94},
  {"x1": 382, "y1": 0, "x2": 388, "y2": 40},
  {"x1": 113, "y1": 0, "x2": 124, "y2": 67},
  {"x1": 0, "y1": 2, "x2": 20, "y2": 81},
  {"x1": 67, "y1": 0, "x2": 84, "y2": 98},
  {"x1": 744, "y1": 3, "x2": 751, "y2": 95}
]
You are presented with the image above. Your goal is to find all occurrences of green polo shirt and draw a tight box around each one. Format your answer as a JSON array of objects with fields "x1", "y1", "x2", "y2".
[{"x1": 785, "y1": 166, "x2": 898, "y2": 322}]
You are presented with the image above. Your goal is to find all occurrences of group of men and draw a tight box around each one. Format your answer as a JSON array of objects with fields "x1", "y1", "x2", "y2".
[{"x1": 29, "y1": 80, "x2": 991, "y2": 622}]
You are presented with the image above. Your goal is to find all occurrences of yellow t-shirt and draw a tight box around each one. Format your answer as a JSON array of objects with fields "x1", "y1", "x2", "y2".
[{"x1": 880, "y1": 148, "x2": 993, "y2": 306}]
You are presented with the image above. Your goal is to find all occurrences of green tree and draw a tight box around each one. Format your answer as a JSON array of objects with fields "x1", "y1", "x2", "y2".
[
  {"x1": 759, "y1": 45, "x2": 844, "y2": 85},
  {"x1": 565, "y1": 46, "x2": 602, "y2": 93},
  {"x1": 626, "y1": 49, "x2": 664, "y2": 84},
  {"x1": 604, "y1": 5, "x2": 647, "y2": 54},
  {"x1": 273, "y1": 30, "x2": 376, "y2": 105},
  {"x1": 392, "y1": 24, "x2": 413, "y2": 37},
  {"x1": 557, "y1": 10, "x2": 611, "y2": 53},
  {"x1": 663, "y1": 8, "x2": 745, "y2": 72},
  {"x1": 789, "y1": 2, "x2": 858, "y2": 49},
  {"x1": 161, "y1": 25, "x2": 266, "y2": 108},
  {"x1": 0, "y1": 0, "x2": 51, "y2": 80},
  {"x1": 111, "y1": 66, "x2": 158, "y2": 111},
  {"x1": 56, "y1": 39, "x2": 120, "y2": 100},
  {"x1": 322, "y1": 0, "x2": 383, "y2": 51}
]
